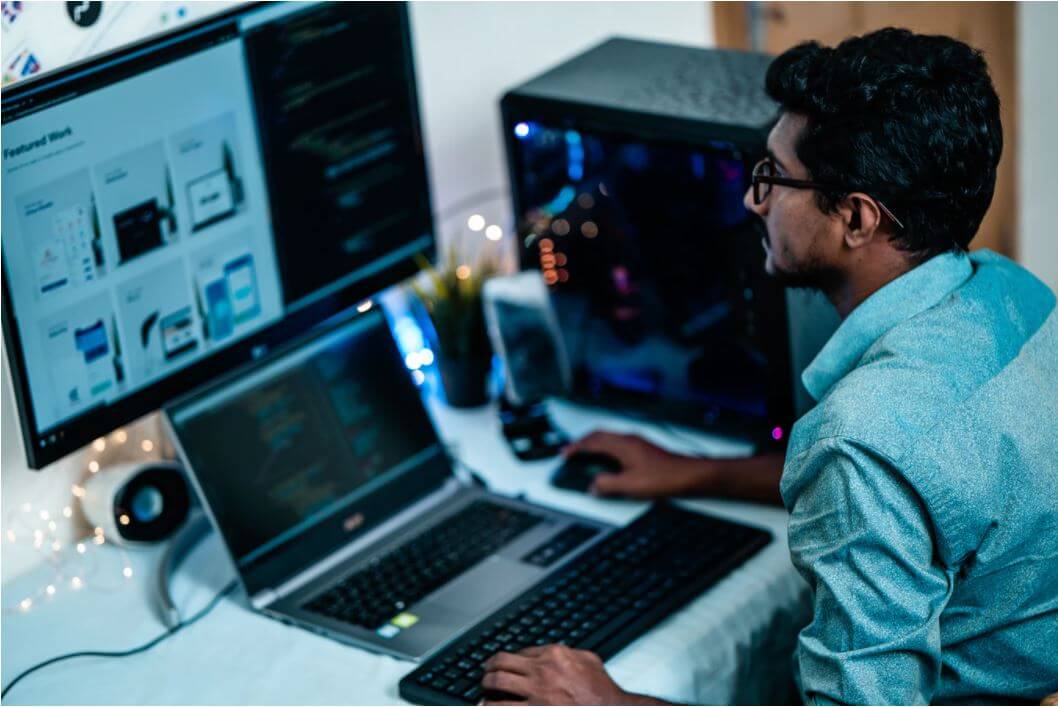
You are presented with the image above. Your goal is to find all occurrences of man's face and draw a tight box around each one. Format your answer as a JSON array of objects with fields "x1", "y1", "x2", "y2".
[{"x1": 743, "y1": 113, "x2": 843, "y2": 290}]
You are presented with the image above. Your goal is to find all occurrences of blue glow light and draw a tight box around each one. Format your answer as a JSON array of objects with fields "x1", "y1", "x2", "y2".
[
  {"x1": 544, "y1": 185, "x2": 577, "y2": 215},
  {"x1": 565, "y1": 130, "x2": 585, "y2": 183},
  {"x1": 392, "y1": 315, "x2": 436, "y2": 377},
  {"x1": 514, "y1": 122, "x2": 531, "y2": 139},
  {"x1": 393, "y1": 316, "x2": 425, "y2": 356},
  {"x1": 692, "y1": 153, "x2": 706, "y2": 180}
]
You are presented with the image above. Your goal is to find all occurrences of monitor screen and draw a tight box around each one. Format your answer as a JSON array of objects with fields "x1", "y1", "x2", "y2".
[
  {"x1": 167, "y1": 310, "x2": 442, "y2": 573},
  {"x1": 508, "y1": 121, "x2": 792, "y2": 441},
  {"x1": 2, "y1": 3, "x2": 434, "y2": 467}
]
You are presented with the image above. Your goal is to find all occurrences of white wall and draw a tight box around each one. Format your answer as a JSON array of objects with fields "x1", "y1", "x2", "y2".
[
  {"x1": 1, "y1": 2, "x2": 713, "y2": 584},
  {"x1": 1018, "y1": 3, "x2": 1058, "y2": 293},
  {"x1": 407, "y1": 2, "x2": 713, "y2": 241}
]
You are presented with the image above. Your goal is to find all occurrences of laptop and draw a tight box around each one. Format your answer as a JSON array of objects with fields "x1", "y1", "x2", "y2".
[{"x1": 164, "y1": 308, "x2": 613, "y2": 661}]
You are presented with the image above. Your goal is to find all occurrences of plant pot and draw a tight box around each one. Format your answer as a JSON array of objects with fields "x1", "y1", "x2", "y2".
[{"x1": 437, "y1": 354, "x2": 491, "y2": 408}]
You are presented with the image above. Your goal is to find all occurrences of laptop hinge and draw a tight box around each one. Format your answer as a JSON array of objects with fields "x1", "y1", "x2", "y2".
[
  {"x1": 268, "y1": 477, "x2": 467, "y2": 603},
  {"x1": 251, "y1": 588, "x2": 279, "y2": 610}
]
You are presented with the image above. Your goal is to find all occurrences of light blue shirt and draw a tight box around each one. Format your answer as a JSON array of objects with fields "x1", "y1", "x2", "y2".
[{"x1": 781, "y1": 250, "x2": 1058, "y2": 704}]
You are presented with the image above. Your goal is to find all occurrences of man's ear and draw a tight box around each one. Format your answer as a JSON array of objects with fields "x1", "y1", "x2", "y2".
[{"x1": 840, "y1": 193, "x2": 883, "y2": 249}]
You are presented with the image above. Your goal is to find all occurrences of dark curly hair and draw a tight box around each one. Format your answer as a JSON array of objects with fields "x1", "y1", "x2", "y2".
[{"x1": 765, "y1": 27, "x2": 1002, "y2": 260}]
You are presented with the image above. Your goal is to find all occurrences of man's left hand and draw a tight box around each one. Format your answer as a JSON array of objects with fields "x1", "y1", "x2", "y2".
[{"x1": 481, "y1": 644, "x2": 657, "y2": 705}]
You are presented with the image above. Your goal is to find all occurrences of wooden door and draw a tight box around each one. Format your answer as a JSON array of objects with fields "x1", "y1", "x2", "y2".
[{"x1": 714, "y1": 2, "x2": 1017, "y2": 257}]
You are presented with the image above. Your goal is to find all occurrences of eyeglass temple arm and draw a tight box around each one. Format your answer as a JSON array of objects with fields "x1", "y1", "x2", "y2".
[{"x1": 753, "y1": 174, "x2": 905, "y2": 230}]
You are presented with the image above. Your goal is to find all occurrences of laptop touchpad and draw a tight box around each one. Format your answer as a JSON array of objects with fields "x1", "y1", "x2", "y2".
[{"x1": 427, "y1": 555, "x2": 541, "y2": 614}]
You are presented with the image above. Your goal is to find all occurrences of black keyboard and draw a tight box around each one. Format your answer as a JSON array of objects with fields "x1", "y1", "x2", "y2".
[
  {"x1": 303, "y1": 500, "x2": 542, "y2": 630},
  {"x1": 399, "y1": 502, "x2": 771, "y2": 705}
]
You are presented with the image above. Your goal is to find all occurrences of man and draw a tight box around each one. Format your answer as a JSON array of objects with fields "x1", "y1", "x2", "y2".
[{"x1": 481, "y1": 28, "x2": 1058, "y2": 705}]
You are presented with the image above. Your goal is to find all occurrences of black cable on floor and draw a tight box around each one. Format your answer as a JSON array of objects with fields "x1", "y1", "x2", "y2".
[{"x1": 1, "y1": 579, "x2": 238, "y2": 700}]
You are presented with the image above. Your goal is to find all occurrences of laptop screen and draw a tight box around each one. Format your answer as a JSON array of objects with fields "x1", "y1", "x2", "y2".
[{"x1": 168, "y1": 311, "x2": 445, "y2": 577}]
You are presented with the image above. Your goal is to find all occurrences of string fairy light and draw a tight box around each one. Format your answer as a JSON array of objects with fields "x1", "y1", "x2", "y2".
[
  {"x1": 2, "y1": 468, "x2": 137, "y2": 615},
  {"x1": 0, "y1": 419, "x2": 179, "y2": 614}
]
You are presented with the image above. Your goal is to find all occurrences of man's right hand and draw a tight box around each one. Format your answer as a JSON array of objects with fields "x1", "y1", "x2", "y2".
[{"x1": 562, "y1": 431, "x2": 712, "y2": 499}]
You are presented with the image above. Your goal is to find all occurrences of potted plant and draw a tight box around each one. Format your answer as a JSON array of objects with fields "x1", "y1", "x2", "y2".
[{"x1": 409, "y1": 230, "x2": 510, "y2": 408}]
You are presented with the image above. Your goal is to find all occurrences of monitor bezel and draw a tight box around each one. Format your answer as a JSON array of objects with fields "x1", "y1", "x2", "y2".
[{"x1": 1, "y1": 1, "x2": 434, "y2": 468}]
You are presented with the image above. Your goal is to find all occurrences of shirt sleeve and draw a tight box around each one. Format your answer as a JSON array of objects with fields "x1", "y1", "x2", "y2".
[{"x1": 783, "y1": 438, "x2": 955, "y2": 705}]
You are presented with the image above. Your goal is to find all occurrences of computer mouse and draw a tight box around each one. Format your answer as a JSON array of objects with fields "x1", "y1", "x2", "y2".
[{"x1": 551, "y1": 451, "x2": 623, "y2": 493}]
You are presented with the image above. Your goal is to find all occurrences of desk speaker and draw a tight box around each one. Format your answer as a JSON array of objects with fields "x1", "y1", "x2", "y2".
[{"x1": 81, "y1": 461, "x2": 191, "y2": 546}]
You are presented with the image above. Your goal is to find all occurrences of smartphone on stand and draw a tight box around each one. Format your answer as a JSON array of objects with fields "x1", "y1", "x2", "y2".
[{"x1": 483, "y1": 271, "x2": 572, "y2": 460}]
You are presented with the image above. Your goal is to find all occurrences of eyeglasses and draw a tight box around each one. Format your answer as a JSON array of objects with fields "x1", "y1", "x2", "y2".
[{"x1": 751, "y1": 158, "x2": 905, "y2": 230}]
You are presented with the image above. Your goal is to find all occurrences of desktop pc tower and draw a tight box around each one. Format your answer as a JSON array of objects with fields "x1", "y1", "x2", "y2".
[{"x1": 501, "y1": 38, "x2": 839, "y2": 446}]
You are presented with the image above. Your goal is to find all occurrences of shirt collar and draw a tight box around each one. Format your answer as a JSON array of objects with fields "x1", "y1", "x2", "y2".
[{"x1": 802, "y1": 250, "x2": 973, "y2": 401}]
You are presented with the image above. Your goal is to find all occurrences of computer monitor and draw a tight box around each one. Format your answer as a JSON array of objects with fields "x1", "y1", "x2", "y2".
[
  {"x1": 501, "y1": 40, "x2": 795, "y2": 445},
  {"x1": 1, "y1": 2, "x2": 435, "y2": 468}
]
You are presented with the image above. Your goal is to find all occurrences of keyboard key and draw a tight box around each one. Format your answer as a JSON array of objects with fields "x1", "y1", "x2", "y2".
[{"x1": 448, "y1": 679, "x2": 472, "y2": 696}]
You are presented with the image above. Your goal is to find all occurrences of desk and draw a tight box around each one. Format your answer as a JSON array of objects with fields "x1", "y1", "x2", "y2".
[{"x1": 2, "y1": 398, "x2": 810, "y2": 705}]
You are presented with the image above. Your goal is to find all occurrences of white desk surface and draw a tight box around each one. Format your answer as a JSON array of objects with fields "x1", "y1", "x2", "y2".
[{"x1": 2, "y1": 398, "x2": 810, "y2": 705}]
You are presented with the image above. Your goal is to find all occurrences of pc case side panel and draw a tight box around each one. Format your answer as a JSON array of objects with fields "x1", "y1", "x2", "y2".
[{"x1": 499, "y1": 92, "x2": 796, "y2": 446}]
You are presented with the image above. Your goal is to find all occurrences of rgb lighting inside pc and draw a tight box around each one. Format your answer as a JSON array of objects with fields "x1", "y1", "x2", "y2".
[{"x1": 510, "y1": 121, "x2": 791, "y2": 441}]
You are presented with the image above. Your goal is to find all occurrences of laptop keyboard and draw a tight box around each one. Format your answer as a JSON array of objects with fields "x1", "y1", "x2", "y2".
[
  {"x1": 398, "y1": 502, "x2": 771, "y2": 705},
  {"x1": 303, "y1": 500, "x2": 543, "y2": 630}
]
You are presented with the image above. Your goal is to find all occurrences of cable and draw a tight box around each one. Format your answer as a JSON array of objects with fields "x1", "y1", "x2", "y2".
[
  {"x1": 157, "y1": 512, "x2": 213, "y2": 629},
  {"x1": 1, "y1": 578, "x2": 238, "y2": 700}
]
